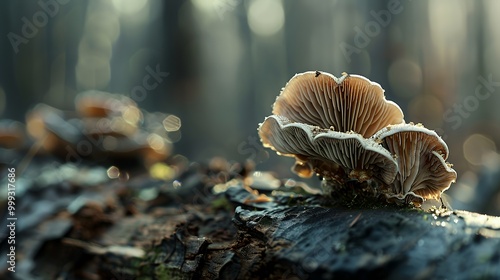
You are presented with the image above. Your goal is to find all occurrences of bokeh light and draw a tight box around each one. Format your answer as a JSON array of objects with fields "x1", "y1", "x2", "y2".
[
  {"x1": 112, "y1": 0, "x2": 149, "y2": 15},
  {"x1": 163, "y1": 115, "x2": 181, "y2": 132},
  {"x1": 107, "y1": 165, "x2": 120, "y2": 179},
  {"x1": 408, "y1": 94, "x2": 444, "y2": 129},
  {"x1": 463, "y1": 134, "x2": 497, "y2": 166},
  {"x1": 247, "y1": 0, "x2": 285, "y2": 36},
  {"x1": 388, "y1": 59, "x2": 422, "y2": 98}
]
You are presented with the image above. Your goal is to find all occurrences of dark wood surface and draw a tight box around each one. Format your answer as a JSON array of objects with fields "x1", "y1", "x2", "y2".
[{"x1": 2, "y1": 161, "x2": 500, "y2": 280}]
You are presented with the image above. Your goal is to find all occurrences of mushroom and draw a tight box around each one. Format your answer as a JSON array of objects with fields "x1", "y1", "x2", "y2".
[
  {"x1": 259, "y1": 115, "x2": 397, "y2": 185},
  {"x1": 75, "y1": 90, "x2": 139, "y2": 119},
  {"x1": 272, "y1": 71, "x2": 404, "y2": 137},
  {"x1": 259, "y1": 71, "x2": 457, "y2": 206},
  {"x1": 259, "y1": 115, "x2": 318, "y2": 159},
  {"x1": 26, "y1": 104, "x2": 82, "y2": 154},
  {"x1": 82, "y1": 117, "x2": 138, "y2": 138},
  {"x1": 0, "y1": 120, "x2": 26, "y2": 149},
  {"x1": 313, "y1": 131, "x2": 397, "y2": 185},
  {"x1": 291, "y1": 160, "x2": 315, "y2": 178},
  {"x1": 25, "y1": 101, "x2": 171, "y2": 166},
  {"x1": 258, "y1": 115, "x2": 331, "y2": 178},
  {"x1": 372, "y1": 123, "x2": 457, "y2": 202},
  {"x1": 96, "y1": 132, "x2": 171, "y2": 164}
]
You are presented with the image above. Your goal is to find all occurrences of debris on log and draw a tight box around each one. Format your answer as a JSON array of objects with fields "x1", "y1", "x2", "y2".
[{"x1": 2, "y1": 159, "x2": 499, "y2": 279}]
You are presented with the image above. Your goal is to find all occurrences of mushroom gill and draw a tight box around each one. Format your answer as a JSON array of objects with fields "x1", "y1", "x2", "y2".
[
  {"x1": 372, "y1": 123, "x2": 456, "y2": 201},
  {"x1": 259, "y1": 115, "x2": 318, "y2": 158},
  {"x1": 258, "y1": 115, "x2": 397, "y2": 185},
  {"x1": 412, "y1": 151, "x2": 457, "y2": 200},
  {"x1": 272, "y1": 71, "x2": 404, "y2": 138}
]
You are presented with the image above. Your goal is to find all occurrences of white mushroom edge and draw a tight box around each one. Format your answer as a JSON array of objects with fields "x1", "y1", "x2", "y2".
[
  {"x1": 371, "y1": 123, "x2": 457, "y2": 202},
  {"x1": 258, "y1": 115, "x2": 398, "y2": 185}
]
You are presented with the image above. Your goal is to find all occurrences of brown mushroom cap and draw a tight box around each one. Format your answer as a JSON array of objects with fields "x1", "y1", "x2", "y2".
[
  {"x1": 0, "y1": 120, "x2": 26, "y2": 149},
  {"x1": 258, "y1": 115, "x2": 397, "y2": 184},
  {"x1": 372, "y1": 123, "x2": 456, "y2": 200},
  {"x1": 412, "y1": 151, "x2": 456, "y2": 200},
  {"x1": 75, "y1": 91, "x2": 139, "y2": 119},
  {"x1": 272, "y1": 71, "x2": 404, "y2": 137}
]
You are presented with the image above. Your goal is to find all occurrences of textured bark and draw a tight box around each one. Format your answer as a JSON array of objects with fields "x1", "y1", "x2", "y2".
[
  {"x1": 3, "y1": 165, "x2": 500, "y2": 280},
  {"x1": 117, "y1": 181, "x2": 500, "y2": 279}
]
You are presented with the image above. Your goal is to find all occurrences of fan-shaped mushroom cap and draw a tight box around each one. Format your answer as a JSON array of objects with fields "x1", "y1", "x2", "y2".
[
  {"x1": 414, "y1": 151, "x2": 456, "y2": 199},
  {"x1": 272, "y1": 71, "x2": 404, "y2": 137},
  {"x1": 372, "y1": 123, "x2": 456, "y2": 201},
  {"x1": 259, "y1": 115, "x2": 317, "y2": 157},
  {"x1": 258, "y1": 115, "x2": 398, "y2": 184}
]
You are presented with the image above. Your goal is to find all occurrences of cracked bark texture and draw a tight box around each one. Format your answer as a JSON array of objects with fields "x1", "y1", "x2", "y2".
[{"x1": 3, "y1": 166, "x2": 500, "y2": 280}]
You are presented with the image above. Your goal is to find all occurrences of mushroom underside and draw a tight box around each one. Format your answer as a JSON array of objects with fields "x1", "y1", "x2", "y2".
[
  {"x1": 273, "y1": 72, "x2": 404, "y2": 137},
  {"x1": 378, "y1": 127, "x2": 457, "y2": 200},
  {"x1": 259, "y1": 71, "x2": 457, "y2": 206},
  {"x1": 258, "y1": 115, "x2": 397, "y2": 185}
]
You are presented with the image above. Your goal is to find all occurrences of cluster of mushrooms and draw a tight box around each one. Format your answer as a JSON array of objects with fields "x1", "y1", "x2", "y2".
[{"x1": 258, "y1": 71, "x2": 457, "y2": 206}]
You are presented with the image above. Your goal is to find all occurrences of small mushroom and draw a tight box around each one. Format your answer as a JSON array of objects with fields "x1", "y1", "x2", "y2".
[
  {"x1": 0, "y1": 120, "x2": 26, "y2": 149},
  {"x1": 97, "y1": 132, "x2": 171, "y2": 164},
  {"x1": 259, "y1": 115, "x2": 397, "y2": 185},
  {"x1": 372, "y1": 123, "x2": 456, "y2": 202},
  {"x1": 291, "y1": 160, "x2": 315, "y2": 178},
  {"x1": 26, "y1": 104, "x2": 82, "y2": 154},
  {"x1": 82, "y1": 116, "x2": 138, "y2": 138},
  {"x1": 75, "y1": 91, "x2": 140, "y2": 121},
  {"x1": 272, "y1": 71, "x2": 404, "y2": 137},
  {"x1": 26, "y1": 102, "x2": 171, "y2": 166}
]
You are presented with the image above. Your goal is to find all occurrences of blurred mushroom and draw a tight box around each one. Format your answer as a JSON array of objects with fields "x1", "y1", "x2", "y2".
[
  {"x1": 26, "y1": 104, "x2": 81, "y2": 154},
  {"x1": 26, "y1": 100, "x2": 171, "y2": 166},
  {"x1": 76, "y1": 91, "x2": 143, "y2": 138},
  {"x1": 259, "y1": 115, "x2": 397, "y2": 185},
  {"x1": 372, "y1": 123, "x2": 457, "y2": 203},
  {"x1": 97, "y1": 132, "x2": 171, "y2": 164},
  {"x1": 291, "y1": 161, "x2": 315, "y2": 178},
  {"x1": 272, "y1": 71, "x2": 404, "y2": 137},
  {"x1": 0, "y1": 120, "x2": 26, "y2": 149},
  {"x1": 75, "y1": 90, "x2": 139, "y2": 119},
  {"x1": 82, "y1": 117, "x2": 138, "y2": 138}
]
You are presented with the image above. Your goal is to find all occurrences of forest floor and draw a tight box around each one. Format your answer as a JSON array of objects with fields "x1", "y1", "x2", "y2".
[{"x1": 1, "y1": 155, "x2": 500, "y2": 280}]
